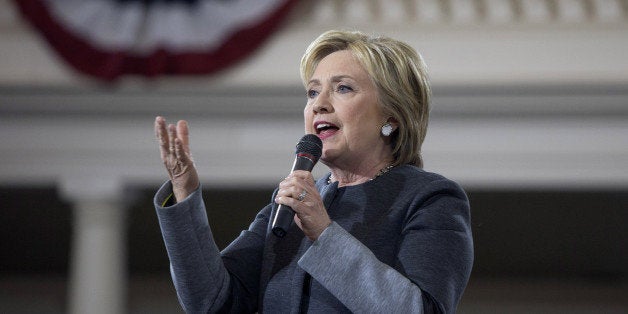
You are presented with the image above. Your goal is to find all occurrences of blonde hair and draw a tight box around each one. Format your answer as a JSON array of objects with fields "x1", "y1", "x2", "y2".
[{"x1": 300, "y1": 30, "x2": 431, "y2": 168}]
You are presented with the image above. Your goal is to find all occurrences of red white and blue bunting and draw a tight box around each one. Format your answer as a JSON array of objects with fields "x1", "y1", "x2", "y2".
[{"x1": 13, "y1": 0, "x2": 298, "y2": 81}]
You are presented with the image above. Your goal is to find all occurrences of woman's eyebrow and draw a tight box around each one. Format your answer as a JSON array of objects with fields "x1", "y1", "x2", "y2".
[
  {"x1": 307, "y1": 78, "x2": 320, "y2": 86},
  {"x1": 330, "y1": 75, "x2": 352, "y2": 82},
  {"x1": 308, "y1": 75, "x2": 353, "y2": 85}
]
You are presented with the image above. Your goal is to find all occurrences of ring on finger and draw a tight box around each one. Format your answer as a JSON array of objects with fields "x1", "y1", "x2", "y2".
[{"x1": 297, "y1": 190, "x2": 307, "y2": 202}]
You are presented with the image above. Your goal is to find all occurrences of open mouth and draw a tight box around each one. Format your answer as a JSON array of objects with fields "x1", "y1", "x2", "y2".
[{"x1": 315, "y1": 122, "x2": 339, "y2": 135}]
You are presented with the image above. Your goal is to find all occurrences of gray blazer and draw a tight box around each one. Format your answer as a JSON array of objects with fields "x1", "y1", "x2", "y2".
[{"x1": 154, "y1": 165, "x2": 473, "y2": 313}]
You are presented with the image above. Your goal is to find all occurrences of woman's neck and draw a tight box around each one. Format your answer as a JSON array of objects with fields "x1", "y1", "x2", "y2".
[{"x1": 328, "y1": 159, "x2": 394, "y2": 187}]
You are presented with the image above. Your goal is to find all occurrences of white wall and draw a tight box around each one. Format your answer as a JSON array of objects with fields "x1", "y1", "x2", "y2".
[{"x1": 2, "y1": 0, "x2": 628, "y2": 190}]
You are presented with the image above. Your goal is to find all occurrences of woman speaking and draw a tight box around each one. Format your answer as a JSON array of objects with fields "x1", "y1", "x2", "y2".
[{"x1": 154, "y1": 30, "x2": 473, "y2": 313}]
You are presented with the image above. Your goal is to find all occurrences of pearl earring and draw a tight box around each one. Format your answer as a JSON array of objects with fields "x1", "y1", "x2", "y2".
[{"x1": 381, "y1": 123, "x2": 393, "y2": 136}]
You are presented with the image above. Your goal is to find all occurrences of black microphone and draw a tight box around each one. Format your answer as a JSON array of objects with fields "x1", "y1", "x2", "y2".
[{"x1": 271, "y1": 134, "x2": 323, "y2": 238}]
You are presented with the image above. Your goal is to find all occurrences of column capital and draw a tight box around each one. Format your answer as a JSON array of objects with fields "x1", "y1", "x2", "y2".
[{"x1": 58, "y1": 175, "x2": 128, "y2": 204}]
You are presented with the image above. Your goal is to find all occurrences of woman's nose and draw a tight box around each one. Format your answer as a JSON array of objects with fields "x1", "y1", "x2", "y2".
[{"x1": 313, "y1": 92, "x2": 332, "y2": 113}]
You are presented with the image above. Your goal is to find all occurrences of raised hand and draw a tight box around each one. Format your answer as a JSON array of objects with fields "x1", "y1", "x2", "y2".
[{"x1": 155, "y1": 116, "x2": 200, "y2": 201}]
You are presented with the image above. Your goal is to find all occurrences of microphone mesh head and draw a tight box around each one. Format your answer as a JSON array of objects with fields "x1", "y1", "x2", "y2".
[{"x1": 296, "y1": 134, "x2": 323, "y2": 161}]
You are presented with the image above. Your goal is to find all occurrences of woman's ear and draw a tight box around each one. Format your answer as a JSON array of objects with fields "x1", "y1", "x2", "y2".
[
  {"x1": 387, "y1": 117, "x2": 399, "y2": 133},
  {"x1": 381, "y1": 117, "x2": 399, "y2": 137}
]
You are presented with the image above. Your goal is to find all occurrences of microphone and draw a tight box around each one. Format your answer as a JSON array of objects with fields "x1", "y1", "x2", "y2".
[{"x1": 271, "y1": 134, "x2": 323, "y2": 238}]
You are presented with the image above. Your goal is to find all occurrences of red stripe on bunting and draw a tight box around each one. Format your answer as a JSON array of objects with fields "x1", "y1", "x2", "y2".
[{"x1": 13, "y1": 0, "x2": 299, "y2": 82}]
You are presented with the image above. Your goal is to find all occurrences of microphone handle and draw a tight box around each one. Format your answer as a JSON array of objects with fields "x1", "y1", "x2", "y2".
[
  {"x1": 271, "y1": 155, "x2": 316, "y2": 237},
  {"x1": 271, "y1": 204, "x2": 294, "y2": 238}
]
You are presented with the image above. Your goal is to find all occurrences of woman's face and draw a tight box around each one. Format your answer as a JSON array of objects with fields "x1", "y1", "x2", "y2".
[{"x1": 304, "y1": 50, "x2": 390, "y2": 168}]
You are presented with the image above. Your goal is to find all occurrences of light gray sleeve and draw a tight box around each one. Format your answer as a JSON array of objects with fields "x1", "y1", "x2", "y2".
[
  {"x1": 154, "y1": 181, "x2": 231, "y2": 314},
  {"x1": 298, "y1": 222, "x2": 424, "y2": 314}
]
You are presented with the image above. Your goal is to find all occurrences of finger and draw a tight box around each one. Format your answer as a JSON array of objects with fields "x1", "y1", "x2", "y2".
[
  {"x1": 290, "y1": 186, "x2": 304, "y2": 200},
  {"x1": 275, "y1": 185, "x2": 296, "y2": 199},
  {"x1": 276, "y1": 182, "x2": 301, "y2": 202},
  {"x1": 168, "y1": 124, "x2": 177, "y2": 153},
  {"x1": 278, "y1": 177, "x2": 293, "y2": 189},
  {"x1": 279, "y1": 177, "x2": 304, "y2": 193},
  {"x1": 177, "y1": 120, "x2": 191, "y2": 155},
  {"x1": 174, "y1": 138, "x2": 190, "y2": 164},
  {"x1": 291, "y1": 170, "x2": 314, "y2": 180},
  {"x1": 154, "y1": 116, "x2": 163, "y2": 139},
  {"x1": 155, "y1": 117, "x2": 169, "y2": 161},
  {"x1": 274, "y1": 193, "x2": 300, "y2": 209},
  {"x1": 295, "y1": 189, "x2": 308, "y2": 202}
]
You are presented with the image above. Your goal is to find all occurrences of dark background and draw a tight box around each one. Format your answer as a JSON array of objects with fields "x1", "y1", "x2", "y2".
[{"x1": 1, "y1": 186, "x2": 627, "y2": 313}]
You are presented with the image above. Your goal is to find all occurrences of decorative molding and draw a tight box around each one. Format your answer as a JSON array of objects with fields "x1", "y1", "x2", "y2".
[
  {"x1": 296, "y1": 0, "x2": 628, "y2": 25},
  {"x1": 3, "y1": 0, "x2": 627, "y2": 31}
]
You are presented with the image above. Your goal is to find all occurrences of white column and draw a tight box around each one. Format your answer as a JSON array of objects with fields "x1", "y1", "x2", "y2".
[{"x1": 60, "y1": 177, "x2": 130, "y2": 314}]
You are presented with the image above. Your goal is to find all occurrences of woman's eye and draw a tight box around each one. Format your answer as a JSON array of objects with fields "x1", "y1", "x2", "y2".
[
  {"x1": 307, "y1": 89, "x2": 319, "y2": 98},
  {"x1": 337, "y1": 85, "x2": 353, "y2": 93}
]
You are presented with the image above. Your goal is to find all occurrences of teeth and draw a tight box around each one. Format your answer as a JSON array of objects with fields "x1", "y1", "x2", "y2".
[{"x1": 316, "y1": 123, "x2": 331, "y2": 130}]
